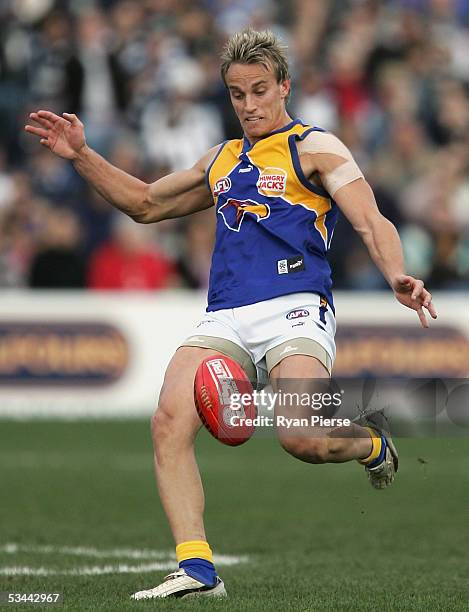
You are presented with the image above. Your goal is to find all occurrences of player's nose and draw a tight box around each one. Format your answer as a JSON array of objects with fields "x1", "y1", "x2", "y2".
[{"x1": 244, "y1": 94, "x2": 257, "y2": 113}]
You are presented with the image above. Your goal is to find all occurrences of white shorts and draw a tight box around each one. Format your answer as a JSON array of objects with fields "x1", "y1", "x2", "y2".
[{"x1": 181, "y1": 293, "x2": 336, "y2": 381}]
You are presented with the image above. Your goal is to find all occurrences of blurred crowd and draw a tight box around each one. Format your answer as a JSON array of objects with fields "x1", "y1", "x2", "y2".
[{"x1": 0, "y1": 0, "x2": 468, "y2": 291}]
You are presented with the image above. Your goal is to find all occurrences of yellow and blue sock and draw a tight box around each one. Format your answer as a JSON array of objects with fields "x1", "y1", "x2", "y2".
[
  {"x1": 176, "y1": 540, "x2": 217, "y2": 587},
  {"x1": 359, "y1": 427, "x2": 387, "y2": 467}
]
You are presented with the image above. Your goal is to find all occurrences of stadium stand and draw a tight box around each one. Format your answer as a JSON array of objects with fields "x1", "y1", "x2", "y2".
[{"x1": 0, "y1": 0, "x2": 468, "y2": 290}]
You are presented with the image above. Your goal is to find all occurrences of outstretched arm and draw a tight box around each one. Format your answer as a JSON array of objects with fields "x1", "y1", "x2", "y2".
[
  {"x1": 25, "y1": 110, "x2": 217, "y2": 223},
  {"x1": 298, "y1": 131, "x2": 437, "y2": 328},
  {"x1": 333, "y1": 176, "x2": 437, "y2": 328}
]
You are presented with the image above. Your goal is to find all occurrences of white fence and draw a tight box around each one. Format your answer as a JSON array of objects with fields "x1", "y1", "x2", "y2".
[{"x1": 0, "y1": 290, "x2": 467, "y2": 418}]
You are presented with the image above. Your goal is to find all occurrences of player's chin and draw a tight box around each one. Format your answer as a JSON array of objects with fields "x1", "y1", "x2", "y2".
[{"x1": 243, "y1": 119, "x2": 266, "y2": 136}]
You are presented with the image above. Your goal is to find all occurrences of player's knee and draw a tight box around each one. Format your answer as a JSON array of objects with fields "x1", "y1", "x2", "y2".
[
  {"x1": 278, "y1": 436, "x2": 329, "y2": 464},
  {"x1": 151, "y1": 394, "x2": 198, "y2": 452},
  {"x1": 151, "y1": 406, "x2": 183, "y2": 467},
  {"x1": 151, "y1": 401, "x2": 176, "y2": 445}
]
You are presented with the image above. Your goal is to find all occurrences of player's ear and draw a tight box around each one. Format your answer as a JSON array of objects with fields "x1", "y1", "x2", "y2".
[{"x1": 279, "y1": 79, "x2": 291, "y2": 101}]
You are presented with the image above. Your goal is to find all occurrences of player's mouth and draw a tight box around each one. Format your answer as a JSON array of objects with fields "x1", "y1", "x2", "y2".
[{"x1": 245, "y1": 117, "x2": 263, "y2": 123}]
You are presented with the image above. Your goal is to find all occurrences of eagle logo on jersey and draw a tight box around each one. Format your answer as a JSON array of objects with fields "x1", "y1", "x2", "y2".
[{"x1": 218, "y1": 198, "x2": 270, "y2": 232}]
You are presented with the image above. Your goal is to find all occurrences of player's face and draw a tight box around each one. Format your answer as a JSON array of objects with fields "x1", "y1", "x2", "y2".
[{"x1": 225, "y1": 62, "x2": 291, "y2": 143}]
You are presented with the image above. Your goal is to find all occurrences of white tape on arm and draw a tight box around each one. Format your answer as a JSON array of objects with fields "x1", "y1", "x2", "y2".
[
  {"x1": 321, "y1": 160, "x2": 364, "y2": 197},
  {"x1": 298, "y1": 131, "x2": 365, "y2": 197}
]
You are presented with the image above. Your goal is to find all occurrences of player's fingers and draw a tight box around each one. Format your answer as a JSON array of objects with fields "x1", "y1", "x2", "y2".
[
  {"x1": 427, "y1": 301, "x2": 438, "y2": 319},
  {"x1": 396, "y1": 274, "x2": 413, "y2": 287},
  {"x1": 39, "y1": 138, "x2": 50, "y2": 148},
  {"x1": 420, "y1": 290, "x2": 437, "y2": 319},
  {"x1": 37, "y1": 109, "x2": 61, "y2": 122},
  {"x1": 25, "y1": 125, "x2": 49, "y2": 138},
  {"x1": 63, "y1": 112, "x2": 80, "y2": 125},
  {"x1": 421, "y1": 289, "x2": 433, "y2": 308},
  {"x1": 399, "y1": 274, "x2": 412, "y2": 284},
  {"x1": 29, "y1": 112, "x2": 54, "y2": 129},
  {"x1": 417, "y1": 306, "x2": 428, "y2": 328},
  {"x1": 411, "y1": 279, "x2": 424, "y2": 300},
  {"x1": 421, "y1": 288, "x2": 430, "y2": 302}
]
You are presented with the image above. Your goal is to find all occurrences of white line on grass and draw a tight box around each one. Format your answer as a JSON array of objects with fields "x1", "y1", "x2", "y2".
[
  {"x1": 0, "y1": 562, "x2": 175, "y2": 576},
  {"x1": 0, "y1": 543, "x2": 249, "y2": 576},
  {"x1": 1, "y1": 543, "x2": 170, "y2": 559}
]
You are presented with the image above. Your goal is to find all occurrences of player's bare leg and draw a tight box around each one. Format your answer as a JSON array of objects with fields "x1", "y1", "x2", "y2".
[
  {"x1": 270, "y1": 354, "x2": 398, "y2": 487},
  {"x1": 151, "y1": 346, "x2": 213, "y2": 544},
  {"x1": 132, "y1": 346, "x2": 227, "y2": 600},
  {"x1": 270, "y1": 355, "x2": 371, "y2": 461}
]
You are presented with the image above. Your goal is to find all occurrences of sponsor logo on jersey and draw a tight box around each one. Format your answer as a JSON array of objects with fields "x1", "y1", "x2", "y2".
[
  {"x1": 214, "y1": 176, "x2": 231, "y2": 197},
  {"x1": 218, "y1": 198, "x2": 270, "y2": 232},
  {"x1": 288, "y1": 255, "x2": 305, "y2": 272},
  {"x1": 277, "y1": 255, "x2": 306, "y2": 274},
  {"x1": 286, "y1": 309, "x2": 310, "y2": 320},
  {"x1": 257, "y1": 167, "x2": 287, "y2": 196},
  {"x1": 278, "y1": 259, "x2": 288, "y2": 274}
]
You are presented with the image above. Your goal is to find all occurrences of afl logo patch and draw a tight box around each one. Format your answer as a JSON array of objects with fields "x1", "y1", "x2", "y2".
[
  {"x1": 214, "y1": 176, "x2": 231, "y2": 197},
  {"x1": 286, "y1": 309, "x2": 310, "y2": 320},
  {"x1": 257, "y1": 167, "x2": 287, "y2": 196}
]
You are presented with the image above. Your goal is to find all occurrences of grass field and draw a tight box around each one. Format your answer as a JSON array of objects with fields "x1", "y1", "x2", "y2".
[{"x1": 1, "y1": 419, "x2": 468, "y2": 611}]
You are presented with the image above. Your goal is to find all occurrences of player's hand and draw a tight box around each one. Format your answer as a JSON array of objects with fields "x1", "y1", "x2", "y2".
[
  {"x1": 392, "y1": 274, "x2": 437, "y2": 328},
  {"x1": 25, "y1": 110, "x2": 86, "y2": 160}
]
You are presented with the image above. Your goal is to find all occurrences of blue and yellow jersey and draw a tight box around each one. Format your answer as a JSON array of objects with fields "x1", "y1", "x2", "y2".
[{"x1": 206, "y1": 119, "x2": 338, "y2": 312}]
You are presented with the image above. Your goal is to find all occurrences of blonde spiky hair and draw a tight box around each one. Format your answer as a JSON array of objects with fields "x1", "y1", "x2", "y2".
[{"x1": 220, "y1": 28, "x2": 290, "y2": 86}]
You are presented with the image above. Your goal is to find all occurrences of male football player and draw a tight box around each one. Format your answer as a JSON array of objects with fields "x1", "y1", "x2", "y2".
[{"x1": 25, "y1": 29, "x2": 437, "y2": 600}]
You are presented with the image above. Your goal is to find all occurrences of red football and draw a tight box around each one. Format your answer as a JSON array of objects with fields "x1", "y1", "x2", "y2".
[{"x1": 194, "y1": 355, "x2": 257, "y2": 446}]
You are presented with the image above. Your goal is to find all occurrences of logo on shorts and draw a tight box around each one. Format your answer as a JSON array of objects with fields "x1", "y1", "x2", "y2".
[
  {"x1": 286, "y1": 309, "x2": 310, "y2": 320},
  {"x1": 214, "y1": 177, "x2": 231, "y2": 197},
  {"x1": 279, "y1": 345, "x2": 298, "y2": 356},
  {"x1": 257, "y1": 167, "x2": 287, "y2": 196},
  {"x1": 196, "y1": 320, "x2": 216, "y2": 328}
]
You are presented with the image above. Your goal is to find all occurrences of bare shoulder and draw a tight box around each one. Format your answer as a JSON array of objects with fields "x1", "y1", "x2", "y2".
[
  {"x1": 295, "y1": 130, "x2": 365, "y2": 194},
  {"x1": 297, "y1": 130, "x2": 353, "y2": 160}
]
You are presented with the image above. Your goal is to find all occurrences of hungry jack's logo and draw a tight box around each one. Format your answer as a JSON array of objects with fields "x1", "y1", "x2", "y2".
[
  {"x1": 257, "y1": 167, "x2": 287, "y2": 196},
  {"x1": 218, "y1": 198, "x2": 270, "y2": 232}
]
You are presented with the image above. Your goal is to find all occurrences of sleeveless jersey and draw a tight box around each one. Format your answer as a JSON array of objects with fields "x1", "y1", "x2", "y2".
[{"x1": 206, "y1": 119, "x2": 338, "y2": 312}]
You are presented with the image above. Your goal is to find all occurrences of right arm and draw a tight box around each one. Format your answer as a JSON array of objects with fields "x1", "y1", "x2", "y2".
[{"x1": 25, "y1": 110, "x2": 218, "y2": 223}]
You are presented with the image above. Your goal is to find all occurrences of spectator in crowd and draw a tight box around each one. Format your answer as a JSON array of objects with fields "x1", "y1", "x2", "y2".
[
  {"x1": 64, "y1": 7, "x2": 131, "y2": 153},
  {"x1": 293, "y1": 66, "x2": 339, "y2": 132},
  {"x1": 140, "y1": 56, "x2": 224, "y2": 171},
  {"x1": 177, "y1": 209, "x2": 215, "y2": 289},
  {"x1": 29, "y1": 206, "x2": 86, "y2": 288},
  {"x1": 0, "y1": 171, "x2": 50, "y2": 287},
  {"x1": 87, "y1": 214, "x2": 178, "y2": 290}
]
